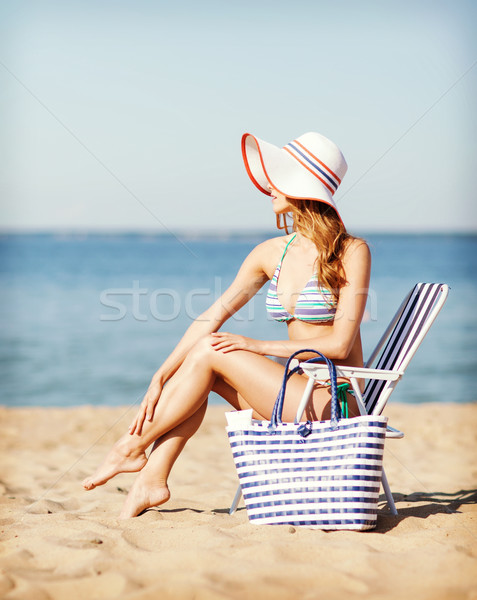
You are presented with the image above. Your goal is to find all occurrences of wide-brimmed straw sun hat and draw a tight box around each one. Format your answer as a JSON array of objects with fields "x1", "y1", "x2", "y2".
[{"x1": 242, "y1": 132, "x2": 348, "y2": 219}]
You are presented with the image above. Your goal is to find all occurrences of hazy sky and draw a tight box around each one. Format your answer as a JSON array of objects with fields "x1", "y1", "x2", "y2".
[{"x1": 1, "y1": 0, "x2": 476, "y2": 233}]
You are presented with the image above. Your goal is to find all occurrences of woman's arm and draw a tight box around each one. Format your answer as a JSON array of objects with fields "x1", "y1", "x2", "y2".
[
  {"x1": 128, "y1": 241, "x2": 271, "y2": 433},
  {"x1": 210, "y1": 240, "x2": 371, "y2": 361}
]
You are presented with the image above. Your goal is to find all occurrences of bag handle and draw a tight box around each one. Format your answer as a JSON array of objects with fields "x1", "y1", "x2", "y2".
[{"x1": 269, "y1": 349, "x2": 341, "y2": 430}]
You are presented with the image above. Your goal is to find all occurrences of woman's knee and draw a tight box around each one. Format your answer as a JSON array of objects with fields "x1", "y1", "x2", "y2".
[{"x1": 184, "y1": 334, "x2": 217, "y2": 366}]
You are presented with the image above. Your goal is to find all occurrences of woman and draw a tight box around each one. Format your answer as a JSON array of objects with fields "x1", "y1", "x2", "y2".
[{"x1": 83, "y1": 131, "x2": 371, "y2": 519}]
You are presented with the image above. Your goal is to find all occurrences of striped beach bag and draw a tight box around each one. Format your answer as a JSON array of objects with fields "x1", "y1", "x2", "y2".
[{"x1": 226, "y1": 350, "x2": 388, "y2": 530}]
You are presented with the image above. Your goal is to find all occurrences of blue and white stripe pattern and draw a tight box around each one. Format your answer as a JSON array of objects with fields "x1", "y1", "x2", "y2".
[
  {"x1": 364, "y1": 283, "x2": 446, "y2": 415},
  {"x1": 227, "y1": 416, "x2": 387, "y2": 529}
]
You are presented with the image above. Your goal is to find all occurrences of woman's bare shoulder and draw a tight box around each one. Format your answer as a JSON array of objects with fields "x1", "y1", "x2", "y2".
[
  {"x1": 247, "y1": 234, "x2": 295, "y2": 277},
  {"x1": 253, "y1": 234, "x2": 294, "y2": 260},
  {"x1": 254, "y1": 233, "x2": 294, "y2": 253},
  {"x1": 343, "y1": 236, "x2": 370, "y2": 259},
  {"x1": 342, "y1": 237, "x2": 371, "y2": 272}
]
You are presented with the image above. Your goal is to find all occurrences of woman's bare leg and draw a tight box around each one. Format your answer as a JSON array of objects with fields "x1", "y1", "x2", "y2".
[
  {"x1": 119, "y1": 400, "x2": 208, "y2": 518},
  {"x1": 82, "y1": 348, "x2": 215, "y2": 491},
  {"x1": 83, "y1": 337, "x2": 346, "y2": 492},
  {"x1": 118, "y1": 378, "x2": 257, "y2": 518}
]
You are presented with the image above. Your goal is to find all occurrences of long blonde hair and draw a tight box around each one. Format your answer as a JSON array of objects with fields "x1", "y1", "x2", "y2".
[{"x1": 277, "y1": 200, "x2": 354, "y2": 301}]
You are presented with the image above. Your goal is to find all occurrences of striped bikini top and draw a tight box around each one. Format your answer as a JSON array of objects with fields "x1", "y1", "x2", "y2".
[{"x1": 266, "y1": 234, "x2": 337, "y2": 323}]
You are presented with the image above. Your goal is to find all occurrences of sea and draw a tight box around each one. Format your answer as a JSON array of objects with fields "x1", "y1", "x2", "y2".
[{"x1": 0, "y1": 232, "x2": 476, "y2": 408}]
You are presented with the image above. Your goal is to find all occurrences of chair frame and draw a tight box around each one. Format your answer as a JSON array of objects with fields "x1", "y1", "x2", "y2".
[{"x1": 230, "y1": 283, "x2": 449, "y2": 517}]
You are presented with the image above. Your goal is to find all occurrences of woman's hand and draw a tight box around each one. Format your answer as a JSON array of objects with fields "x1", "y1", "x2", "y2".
[
  {"x1": 210, "y1": 332, "x2": 264, "y2": 354},
  {"x1": 128, "y1": 375, "x2": 163, "y2": 436}
]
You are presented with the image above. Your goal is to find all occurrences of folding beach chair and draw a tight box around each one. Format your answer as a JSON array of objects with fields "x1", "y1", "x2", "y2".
[{"x1": 229, "y1": 282, "x2": 449, "y2": 516}]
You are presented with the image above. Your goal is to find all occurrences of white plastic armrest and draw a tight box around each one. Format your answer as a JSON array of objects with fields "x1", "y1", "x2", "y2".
[
  {"x1": 386, "y1": 425, "x2": 404, "y2": 439},
  {"x1": 299, "y1": 363, "x2": 403, "y2": 382}
]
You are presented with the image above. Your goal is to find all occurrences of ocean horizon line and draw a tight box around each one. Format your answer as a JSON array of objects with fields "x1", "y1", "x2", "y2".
[{"x1": 1, "y1": 228, "x2": 476, "y2": 239}]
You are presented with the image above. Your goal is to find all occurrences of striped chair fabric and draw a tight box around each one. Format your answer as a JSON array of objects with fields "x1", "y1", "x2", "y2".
[{"x1": 364, "y1": 282, "x2": 449, "y2": 416}]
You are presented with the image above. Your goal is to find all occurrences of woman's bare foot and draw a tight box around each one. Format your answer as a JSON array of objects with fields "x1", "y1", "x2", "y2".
[
  {"x1": 82, "y1": 437, "x2": 148, "y2": 491},
  {"x1": 119, "y1": 475, "x2": 171, "y2": 519}
]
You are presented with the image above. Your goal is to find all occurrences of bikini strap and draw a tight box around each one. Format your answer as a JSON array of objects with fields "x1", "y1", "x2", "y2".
[{"x1": 278, "y1": 233, "x2": 297, "y2": 265}]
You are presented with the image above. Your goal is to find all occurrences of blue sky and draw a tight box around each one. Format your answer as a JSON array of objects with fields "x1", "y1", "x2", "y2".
[{"x1": 1, "y1": 0, "x2": 476, "y2": 233}]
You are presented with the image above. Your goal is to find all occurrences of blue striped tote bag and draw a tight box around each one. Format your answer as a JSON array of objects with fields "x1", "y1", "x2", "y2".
[{"x1": 226, "y1": 350, "x2": 388, "y2": 530}]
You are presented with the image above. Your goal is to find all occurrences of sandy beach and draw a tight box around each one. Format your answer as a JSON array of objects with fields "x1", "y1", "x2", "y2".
[{"x1": 0, "y1": 402, "x2": 476, "y2": 600}]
